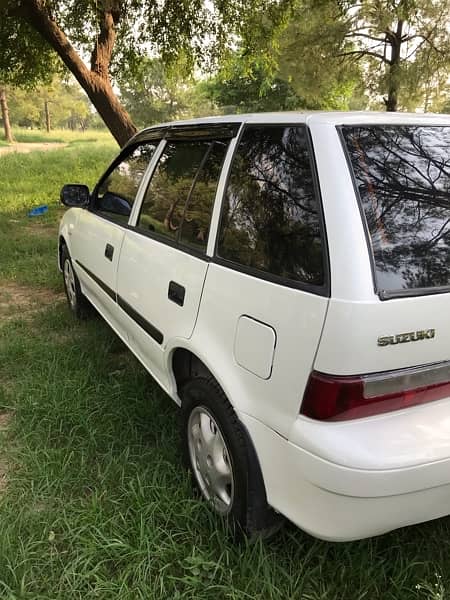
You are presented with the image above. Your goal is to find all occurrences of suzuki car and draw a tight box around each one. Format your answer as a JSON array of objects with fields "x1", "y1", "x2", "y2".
[{"x1": 58, "y1": 112, "x2": 450, "y2": 541}]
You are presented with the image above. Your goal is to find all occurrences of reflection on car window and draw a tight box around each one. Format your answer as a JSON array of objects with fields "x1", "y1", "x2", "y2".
[
  {"x1": 217, "y1": 125, "x2": 325, "y2": 286},
  {"x1": 96, "y1": 143, "x2": 157, "y2": 224},
  {"x1": 342, "y1": 126, "x2": 450, "y2": 293},
  {"x1": 179, "y1": 141, "x2": 229, "y2": 250},
  {"x1": 137, "y1": 139, "x2": 228, "y2": 250}
]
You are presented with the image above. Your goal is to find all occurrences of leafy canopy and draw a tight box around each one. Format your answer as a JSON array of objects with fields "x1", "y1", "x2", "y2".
[{"x1": 0, "y1": 11, "x2": 57, "y2": 86}]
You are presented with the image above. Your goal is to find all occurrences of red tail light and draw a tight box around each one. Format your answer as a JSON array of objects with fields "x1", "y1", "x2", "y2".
[{"x1": 301, "y1": 363, "x2": 450, "y2": 421}]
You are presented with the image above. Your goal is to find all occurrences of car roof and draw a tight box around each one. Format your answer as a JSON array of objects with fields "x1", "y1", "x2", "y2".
[{"x1": 126, "y1": 110, "x2": 450, "y2": 147}]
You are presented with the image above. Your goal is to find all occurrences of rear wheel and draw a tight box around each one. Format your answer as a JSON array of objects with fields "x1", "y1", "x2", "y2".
[
  {"x1": 181, "y1": 376, "x2": 282, "y2": 538},
  {"x1": 61, "y1": 245, "x2": 91, "y2": 319}
]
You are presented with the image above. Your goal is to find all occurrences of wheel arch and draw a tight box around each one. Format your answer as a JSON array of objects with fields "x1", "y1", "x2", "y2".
[
  {"x1": 170, "y1": 345, "x2": 277, "y2": 530},
  {"x1": 58, "y1": 235, "x2": 68, "y2": 271}
]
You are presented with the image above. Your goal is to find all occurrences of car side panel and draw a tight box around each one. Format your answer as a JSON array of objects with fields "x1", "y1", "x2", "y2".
[
  {"x1": 66, "y1": 209, "x2": 129, "y2": 339},
  {"x1": 187, "y1": 264, "x2": 329, "y2": 438},
  {"x1": 115, "y1": 231, "x2": 210, "y2": 391}
]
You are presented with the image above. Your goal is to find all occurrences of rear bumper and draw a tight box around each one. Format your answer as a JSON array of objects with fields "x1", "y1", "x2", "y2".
[{"x1": 240, "y1": 412, "x2": 450, "y2": 541}]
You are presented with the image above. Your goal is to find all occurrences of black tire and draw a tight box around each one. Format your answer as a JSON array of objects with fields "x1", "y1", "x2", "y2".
[
  {"x1": 181, "y1": 376, "x2": 283, "y2": 538},
  {"x1": 61, "y1": 245, "x2": 92, "y2": 319}
]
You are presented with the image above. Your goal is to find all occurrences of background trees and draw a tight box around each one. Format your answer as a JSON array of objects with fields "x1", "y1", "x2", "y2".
[
  {"x1": 1, "y1": 0, "x2": 450, "y2": 144},
  {"x1": 7, "y1": 78, "x2": 92, "y2": 131},
  {"x1": 0, "y1": 0, "x2": 290, "y2": 145},
  {"x1": 280, "y1": 0, "x2": 450, "y2": 112},
  {"x1": 0, "y1": 13, "x2": 57, "y2": 141}
]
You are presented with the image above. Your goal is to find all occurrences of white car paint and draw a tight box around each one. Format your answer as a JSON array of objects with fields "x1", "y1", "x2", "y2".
[{"x1": 59, "y1": 111, "x2": 450, "y2": 541}]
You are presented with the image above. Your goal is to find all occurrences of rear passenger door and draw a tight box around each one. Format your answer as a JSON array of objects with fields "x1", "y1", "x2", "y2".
[{"x1": 116, "y1": 126, "x2": 235, "y2": 388}]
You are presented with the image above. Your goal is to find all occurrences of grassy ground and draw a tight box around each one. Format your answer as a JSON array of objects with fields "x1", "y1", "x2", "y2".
[
  {"x1": 0, "y1": 134, "x2": 449, "y2": 599},
  {"x1": 6, "y1": 128, "x2": 114, "y2": 145}
]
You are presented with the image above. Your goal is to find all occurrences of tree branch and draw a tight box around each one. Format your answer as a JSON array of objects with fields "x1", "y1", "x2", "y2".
[
  {"x1": 402, "y1": 32, "x2": 444, "y2": 55},
  {"x1": 90, "y1": 1, "x2": 121, "y2": 78},
  {"x1": 16, "y1": 0, "x2": 136, "y2": 145},
  {"x1": 18, "y1": 0, "x2": 92, "y2": 83},
  {"x1": 345, "y1": 31, "x2": 387, "y2": 44},
  {"x1": 337, "y1": 49, "x2": 390, "y2": 64}
]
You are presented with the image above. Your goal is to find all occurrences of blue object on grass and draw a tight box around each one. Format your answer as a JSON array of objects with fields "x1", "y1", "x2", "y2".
[{"x1": 28, "y1": 205, "x2": 48, "y2": 217}]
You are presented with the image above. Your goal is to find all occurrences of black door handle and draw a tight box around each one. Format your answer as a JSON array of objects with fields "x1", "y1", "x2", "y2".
[
  {"x1": 168, "y1": 281, "x2": 185, "y2": 306},
  {"x1": 105, "y1": 243, "x2": 114, "y2": 261}
]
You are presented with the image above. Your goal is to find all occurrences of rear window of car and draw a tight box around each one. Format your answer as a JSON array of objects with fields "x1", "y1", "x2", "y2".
[
  {"x1": 217, "y1": 125, "x2": 326, "y2": 289},
  {"x1": 342, "y1": 125, "x2": 450, "y2": 297}
]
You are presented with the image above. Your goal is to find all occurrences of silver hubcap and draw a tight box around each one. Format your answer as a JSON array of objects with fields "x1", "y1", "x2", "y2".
[
  {"x1": 63, "y1": 259, "x2": 77, "y2": 308},
  {"x1": 188, "y1": 406, "x2": 234, "y2": 514}
]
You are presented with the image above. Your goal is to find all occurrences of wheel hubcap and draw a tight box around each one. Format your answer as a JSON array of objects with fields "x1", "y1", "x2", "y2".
[
  {"x1": 188, "y1": 406, "x2": 234, "y2": 514},
  {"x1": 63, "y1": 259, "x2": 76, "y2": 308}
]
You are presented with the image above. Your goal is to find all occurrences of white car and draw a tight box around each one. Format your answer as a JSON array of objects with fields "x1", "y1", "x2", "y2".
[{"x1": 58, "y1": 112, "x2": 450, "y2": 541}]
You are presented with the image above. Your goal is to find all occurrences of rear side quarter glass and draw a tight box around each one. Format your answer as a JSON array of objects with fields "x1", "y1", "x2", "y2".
[
  {"x1": 216, "y1": 124, "x2": 327, "y2": 291},
  {"x1": 135, "y1": 137, "x2": 231, "y2": 253},
  {"x1": 340, "y1": 125, "x2": 450, "y2": 298},
  {"x1": 178, "y1": 140, "x2": 230, "y2": 251},
  {"x1": 136, "y1": 140, "x2": 210, "y2": 240}
]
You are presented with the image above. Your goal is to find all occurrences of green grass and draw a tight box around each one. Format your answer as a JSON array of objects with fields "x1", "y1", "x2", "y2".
[
  {"x1": 0, "y1": 141, "x2": 450, "y2": 599},
  {"x1": 0, "y1": 137, "x2": 117, "y2": 289},
  {"x1": 11, "y1": 128, "x2": 114, "y2": 145}
]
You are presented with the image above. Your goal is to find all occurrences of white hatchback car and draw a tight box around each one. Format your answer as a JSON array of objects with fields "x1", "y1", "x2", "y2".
[{"x1": 59, "y1": 112, "x2": 450, "y2": 541}]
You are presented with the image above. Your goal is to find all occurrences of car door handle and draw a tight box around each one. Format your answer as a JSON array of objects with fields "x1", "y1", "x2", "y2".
[
  {"x1": 168, "y1": 281, "x2": 185, "y2": 306},
  {"x1": 104, "y1": 243, "x2": 114, "y2": 261}
]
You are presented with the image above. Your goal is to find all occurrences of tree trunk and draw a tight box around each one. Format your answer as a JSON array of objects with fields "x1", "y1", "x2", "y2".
[
  {"x1": 385, "y1": 76, "x2": 398, "y2": 112},
  {"x1": 44, "y1": 99, "x2": 51, "y2": 132},
  {"x1": 384, "y1": 20, "x2": 403, "y2": 112},
  {"x1": 22, "y1": 0, "x2": 137, "y2": 146},
  {"x1": 0, "y1": 87, "x2": 14, "y2": 143}
]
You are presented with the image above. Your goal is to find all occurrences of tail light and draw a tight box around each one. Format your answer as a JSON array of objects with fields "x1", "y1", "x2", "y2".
[{"x1": 300, "y1": 362, "x2": 450, "y2": 421}]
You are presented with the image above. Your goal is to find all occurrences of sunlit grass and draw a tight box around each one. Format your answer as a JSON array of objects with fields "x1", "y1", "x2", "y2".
[
  {"x1": 0, "y1": 139, "x2": 117, "y2": 290},
  {"x1": 11, "y1": 127, "x2": 115, "y2": 145},
  {"x1": 0, "y1": 138, "x2": 450, "y2": 598}
]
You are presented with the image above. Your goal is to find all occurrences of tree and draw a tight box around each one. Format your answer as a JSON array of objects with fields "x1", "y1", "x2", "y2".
[
  {"x1": 205, "y1": 2, "x2": 366, "y2": 114},
  {"x1": 117, "y1": 57, "x2": 216, "y2": 128},
  {"x1": 0, "y1": 1, "x2": 291, "y2": 146},
  {"x1": 202, "y1": 56, "x2": 305, "y2": 113},
  {"x1": 276, "y1": 0, "x2": 450, "y2": 112},
  {"x1": 7, "y1": 77, "x2": 92, "y2": 130},
  {"x1": 0, "y1": 87, "x2": 13, "y2": 142},
  {"x1": 0, "y1": 12, "x2": 56, "y2": 141},
  {"x1": 340, "y1": 0, "x2": 450, "y2": 111},
  {"x1": 276, "y1": 1, "x2": 366, "y2": 110}
]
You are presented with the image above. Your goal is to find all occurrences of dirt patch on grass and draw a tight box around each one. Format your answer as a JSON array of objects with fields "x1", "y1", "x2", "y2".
[
  {"x1": 0, "y1": 281, "x2": 64, "y2": 321},
  {"x1": 0, "y1": 142, "x2": 67, "y2": 156},
  {"x1": 24, "y1": 224, "x2": 57, "y2": 237},
  {"x1": 0, "y1": 413, "x2": 11, "y2": 431}
]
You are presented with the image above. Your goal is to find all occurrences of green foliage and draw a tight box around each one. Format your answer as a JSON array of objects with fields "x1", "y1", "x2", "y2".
[
  {"x1": 1, "y1": 0, "x2": 292, "y2": 88},
  {"x1": 117, "y1": 57, "x2": 215, "y2": 127},
  {"x1": 204, "y1": 2, "x2": 366, "y2": 114},
  {"x1": 277, "y1": 1, "x2": 366, "y2": 110},
  {"x1": 8, "y1": 77, "x2": 93, "y2": 130},
  {"x1": 202, "y1": 57, "x2": 304, "y2": 113},
  {"x1": 0, "y1": 10, "x2": 57, "y2": 87},
  {"x1": 338, "y1": 0, "x2": 450, "y2": 110}
]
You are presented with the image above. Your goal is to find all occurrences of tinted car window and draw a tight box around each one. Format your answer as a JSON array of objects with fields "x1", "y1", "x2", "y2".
[
  {"x1": 179, "y1": 140, "x2": 229, "y2": 251},
  {"x1": 217, "y1": 125, "x2": 325, "y2": 286},
  {"x1": 96, "y1": 143, "x2": 157, "y2": 225},
  {"x1": 137, "y1": 139, "x2": 227, "y2": 249},
  {"x1": 342, "y1": 126, "x2": 450, "y2": 295}
]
